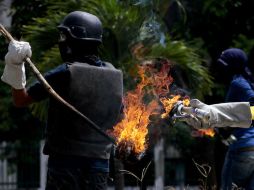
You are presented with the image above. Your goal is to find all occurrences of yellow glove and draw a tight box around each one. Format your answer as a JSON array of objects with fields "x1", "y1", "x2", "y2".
[{"x1": 250, "y1": 106, "x2": 254, "y2": 120}]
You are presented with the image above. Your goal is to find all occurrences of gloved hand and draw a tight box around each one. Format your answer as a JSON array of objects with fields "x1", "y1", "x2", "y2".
[
  {"x1": 1, "y1": 40, "x2": 32, "y2": 89},
  {"x1": 183, "y1": 99, "x2": 252, "y2": 129}
]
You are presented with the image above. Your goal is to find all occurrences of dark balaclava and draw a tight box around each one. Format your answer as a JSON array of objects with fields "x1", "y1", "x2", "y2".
[
  {"x1": 217, "y1": 48, "x2": 248, "y2": 76},
  {"x1": 217, "y1": 48, "x2": 254, "y2": 89}
]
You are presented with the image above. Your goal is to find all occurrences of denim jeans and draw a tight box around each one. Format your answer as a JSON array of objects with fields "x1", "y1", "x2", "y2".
[
  {"x1": 221, "y1": 149, "x2": 254, "y2": 190},
  {"x1": 46, "y1": 167, "x2": 108, "y2": 190}
]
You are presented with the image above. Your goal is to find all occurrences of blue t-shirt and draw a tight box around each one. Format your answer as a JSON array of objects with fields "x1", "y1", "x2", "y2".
[
  {"x1": 225, "y1": 74, "x2": 254, "y2": 150},
  {"x1": 27, "y1": 63, "x2": 109, "y2": 172}
]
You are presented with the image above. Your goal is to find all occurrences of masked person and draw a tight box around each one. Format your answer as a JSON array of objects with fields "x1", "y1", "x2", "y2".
[
  {"x1": 184, "y1": 48, "x2": 254, "y2": 189},
  {"x1": 1, "y1": 11, "x2": 123, "y2": 190},
  {"x1": 217, "y1": 48, "x2": 254, "y2": 190}
]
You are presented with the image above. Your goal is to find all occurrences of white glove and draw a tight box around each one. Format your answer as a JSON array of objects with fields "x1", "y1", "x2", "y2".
[
  {"x1": 1, "y1": 40, "x2": 32, "y2": 89},
  {"x1": 184, "y1": 99, "x2": 252, "y2": 129}
]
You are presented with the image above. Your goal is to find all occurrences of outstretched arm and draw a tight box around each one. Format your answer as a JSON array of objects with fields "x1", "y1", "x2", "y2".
[{"x1": 179, "y1": 99, "x2": 253, "y2": 129}]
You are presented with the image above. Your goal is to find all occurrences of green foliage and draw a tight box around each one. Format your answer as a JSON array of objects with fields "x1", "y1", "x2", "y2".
[
  {"x1": 232, "y1": 34, "x2": 254, "y2": 54},
  {"x1": 202, "y1": 0, "x2": 229, "y2": 17},
  {"x1": 86, "y1": 0, "x2": 143, "y2": 64},
  {"x1": 18, "y1": 0, "x2": 212, "y2": 86},
  {"x1": 0, "y1": 36, "x2": 8, "y2": 60},
  {"x1": 148, "y1": 36, "x2": 213, "y2": 98},
  {"x1": 10, "y1": 0, "x2": 48, "y2": 40},
  {"x1": 181, "y1": 0, "x2": 254, "y2": 56}
]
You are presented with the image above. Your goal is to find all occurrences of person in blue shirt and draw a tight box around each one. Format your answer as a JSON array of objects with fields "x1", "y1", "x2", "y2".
[
  {"x1": 1, "y1": 11, "x2": 123, "y2": 190},
  {"x1": 217, "y1": 48, "x2": 254, "y2": 189}
]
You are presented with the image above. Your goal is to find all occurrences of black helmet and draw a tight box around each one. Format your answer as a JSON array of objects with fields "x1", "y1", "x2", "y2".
[{"x1": 58, "y1": 11, "x2": 103, "y2": 43}]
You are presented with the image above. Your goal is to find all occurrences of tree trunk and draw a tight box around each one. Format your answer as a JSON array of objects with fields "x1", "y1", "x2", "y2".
[{"x1": 154, "y1": 138, "x2": 164, "y2": 189}]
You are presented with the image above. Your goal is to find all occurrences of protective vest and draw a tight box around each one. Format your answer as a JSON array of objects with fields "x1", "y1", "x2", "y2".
[{"x1": 43, "y1": 62, "x2": 123, "y2": 159}]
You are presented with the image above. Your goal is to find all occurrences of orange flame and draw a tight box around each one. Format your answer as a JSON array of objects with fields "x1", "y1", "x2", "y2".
[
  {"x1": 199, "y1": 129, "x2": 216, "y2": 137},
  {"x1": 111, "y1": 61, "x2": 173, "y2": 155},
  {"x1": 182, "y1": 98, "x2": 190, "y2": 106},
  {"x1": 160, "y1": 95, "x2": 181, "y2": 118},
  {"x1": 161, "y1": 96, "x2": 215, "y2": 137},
  {"x1": 112, "y1": 60, "x2": 214, "y2": 156},
  {"x1": 192, "y1": 128, "x2": 216, "y2": 137},
  {"x1": 160, "y1": 96, "x2": 190, "y2": 118}
]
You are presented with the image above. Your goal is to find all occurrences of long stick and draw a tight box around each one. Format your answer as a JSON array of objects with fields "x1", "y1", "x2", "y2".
[{"x1": 0, "y1": 24, "x2": 116, "y2": 144}]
